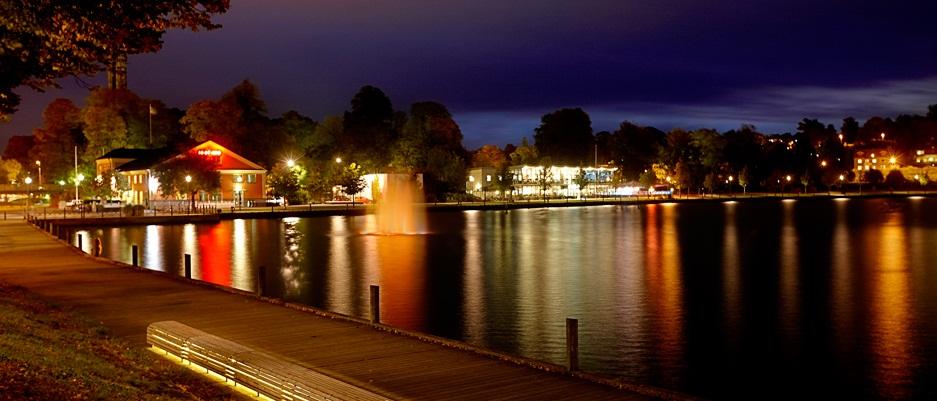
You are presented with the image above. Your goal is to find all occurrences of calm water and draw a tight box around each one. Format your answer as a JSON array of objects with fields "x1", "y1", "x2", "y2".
[{"x1": 73, "y1": 198, "x2": 937, "y2": 400}]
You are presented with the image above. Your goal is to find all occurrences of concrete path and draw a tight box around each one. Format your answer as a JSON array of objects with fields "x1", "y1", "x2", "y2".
[{"x1": 0, "y1": 220, "x2": 673, "y2": 401}]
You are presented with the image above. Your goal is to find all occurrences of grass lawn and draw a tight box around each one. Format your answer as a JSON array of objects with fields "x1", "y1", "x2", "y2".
[{"x1": 0, "y1": 281, "x2": 244, "y2": 400}]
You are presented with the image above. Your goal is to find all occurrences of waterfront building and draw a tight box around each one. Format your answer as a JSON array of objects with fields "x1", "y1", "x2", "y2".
[
  {"x1": 852, "y1": 145, "x2": 899, "y2": 178},
  {"x1": 96, "y1": 140, "x2": 267, "y2": 207},
  {"x1": 466, "y1": 165, "x2": 617, "y2": 198}
]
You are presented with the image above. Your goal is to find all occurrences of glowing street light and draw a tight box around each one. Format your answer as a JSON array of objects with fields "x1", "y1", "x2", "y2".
[
  {"x1": 889, "y1": 157, "x2": 897, "y2": 165},
  {"x1": 24, "y1": 177, "x2": 32, "y2": 185},
  {"x1": 786, "y1": 175, "x2": 792, "y2": 182},
  {"x1": 185, "y1": 175, "x2": 192, "y2": 183},
  {"x1": 286, "y1": 159, "x2": 295, "y2": 168},
  {"x1": 820, "y1": 160, "x2": 827, "y2": 167},
  {"x1": 335, "y1": 157, "x2": 342, "y2": 164},
  {"x1": 35, "y1": 160, "x2": 41, "y2": 186},
  {"x1": 881, "y1": 132, "x2": 886, "y2": 141},
  {"x1": 74, "y1": 173, "x2": 85, "y2": 201}
]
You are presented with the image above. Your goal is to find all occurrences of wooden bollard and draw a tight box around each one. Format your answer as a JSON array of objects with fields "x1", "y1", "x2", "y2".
[
  {"x1": 566, "y1": 317, "x2": 579, "y2": 372},
  {"x1": 370, "y1": 285, "x2": 380, "y2": 324},
  {"x1": 93, "y1": 238, "x2": 102, "y2": 257},
  {"x1": 77, "y1": 234, "x2": 83, "y2": 252},
  {"x1": 256, "y1": 265, "x2": 266, "y2": 296},
  {"x1": 131, "y1": 245, "x2": 139, "y2": 267},
  {"x1": 184, "y1": 254, "x2": 192, "y2": 279}
]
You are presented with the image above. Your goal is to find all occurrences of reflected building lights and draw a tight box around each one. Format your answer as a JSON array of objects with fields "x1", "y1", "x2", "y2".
[
  {"x1": 722, "y1": 202, "x2": 741, "y2": 344},
  {"x1": 462, "y1": 210, "x2": 485, "y2": 344},
  {"x1": 778, "y1": 200, "x2": 799, "y2": 345},
  {"x1": 327, "y1": 216, "x2": 353, "y2": 315},
  {"x1": 870, "y1": 213, "x2": 913, "y2": 399},
  {"x1": 145, "y1": 225, "x2": 163, "y2": 271},
  {"x1": 231, "y1": 219, "x2": 251, "y2": 291},
  {"x1": 182, "y1": 224, "x2": 198, "y2": 279}
]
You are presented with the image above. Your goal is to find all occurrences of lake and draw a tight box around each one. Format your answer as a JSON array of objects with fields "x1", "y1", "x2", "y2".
[{"x1": 73, "y1": 197, "x2": 937, "y2": 400}]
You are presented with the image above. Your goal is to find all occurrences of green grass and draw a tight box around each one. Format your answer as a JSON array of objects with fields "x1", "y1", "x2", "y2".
[{"x1": 0, "y1": 282, "x2": 243, "y2": 400}]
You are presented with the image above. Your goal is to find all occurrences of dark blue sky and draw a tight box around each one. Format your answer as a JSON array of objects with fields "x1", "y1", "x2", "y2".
[{"x1": 3, "y1": 0, "x2": 936, "y2": 149}]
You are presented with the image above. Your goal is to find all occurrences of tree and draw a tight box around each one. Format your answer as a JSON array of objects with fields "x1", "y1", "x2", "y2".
[
  {"x1": 509, "y1": 137, "x2": 539, "y2": 165},
  {"x1": 533, "y1": 108, "x2": 593, "y2": 165},
  {"x1": 341, "y1": 85, "x2": 396, "y2": 168},
  {"x1": 863, "y1": 169, "x2": 884, "y2": 186},
  {"x1": 2, "y1": 135, "x2": 35, "y2": 166},
  {"x1": 181, "y1": 99, "x2": 244, "y2": 146},
  {"x1": 608, "y1": 121, "x2": 664, "y2": 180},
  {"x1": 275, "y1": 111, "x2": 323, "y2": 158},
  {"x1": 80, "y1": 88, "x2": 162, "y2": 161},
  {"x1": 472, "y1": 145, "x2": 507, "y2": 169},
  {"x1": 638, "y1": 169, "x2": 656, "y2": 188},
  {"x1": 267, "y1": 163, "x2": 304, "y2": 205},
  {"x1": 738, "y1": 166, "x2": 751, "y2": 194},
  {"x1": 0, "y1": 1, "x2": 229, "y2": 118},
  {"x1": 0, "y1": 159, "x2": 22, "y2": 183},
  {"x1": 87, "y1": 170, "x2": 121, "y2": 201},
  {"x1": 29, "y1": 99, "x2": 84, "y2": 181},
  {"x1": 152, "y1": 155, "x2": 221, "y2": 211},
  {"x1": 884, "y1": 170, "x2": 906, "y2": 190},
  {"x1": 536, "y1": 166, "x2": 554, "y2": 200},
  {"x1": 574, "y1": 167, "x2": 590, "y2": 198},
  {"x1": 841, "y1": 117, "x2": 860, "y2": 143},
  {"x1": 495, "y1": 164, "x2": 515, "y2": 200},
  {"x1": 337, "y1": 163, "x2": 366, "y2": 204},
  {"x1": 391, "y1": 101, "x2": 467, "y2": 199}
]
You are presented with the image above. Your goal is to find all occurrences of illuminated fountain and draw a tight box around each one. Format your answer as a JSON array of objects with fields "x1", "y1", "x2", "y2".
[{"x1": 373, "y1": 174, "x2": 426, "y2": 235}]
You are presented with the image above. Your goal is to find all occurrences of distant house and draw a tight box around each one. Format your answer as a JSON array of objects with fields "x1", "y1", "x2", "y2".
[{"x1": 96, "y1": 140, "x2": 266, "y2": 207}]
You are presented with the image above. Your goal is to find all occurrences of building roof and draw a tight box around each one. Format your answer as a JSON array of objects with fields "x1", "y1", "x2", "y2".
[
  {"x1": 96, "y1": 147, "x2": 170, "y2": 161},
  {"x1": 114, "y1": 141, "x2": 266, "y2": 173},
  {"x1": 113, "y1": 147, "x2": 176, "y2": 171}
]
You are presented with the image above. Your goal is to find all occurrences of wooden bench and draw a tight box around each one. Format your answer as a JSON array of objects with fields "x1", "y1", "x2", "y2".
[{"x1": 147, "y1": 321, "x2": 390, "y2": 401}]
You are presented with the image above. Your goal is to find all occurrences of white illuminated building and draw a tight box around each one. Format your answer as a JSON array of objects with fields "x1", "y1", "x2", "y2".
[{"x1": 466, "y1": 165, "x2": 617, "y2": 198}]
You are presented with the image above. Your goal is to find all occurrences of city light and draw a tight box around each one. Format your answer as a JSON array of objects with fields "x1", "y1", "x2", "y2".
[
  {"x1": 786, "y1": 175, "x2": 792, "y2": 182},
  {"x1": 335, "y1": 157, "x2": 342, "y2": 164},
  {"x1": 24, "y1": 177, "x2": 32, "y2": 185},
  {"x1": 286, "y1": 159, "x2": 295, "y2": 167},
  {"x1": 185, "y1": 175, "x2": 192, "y2": 183}
]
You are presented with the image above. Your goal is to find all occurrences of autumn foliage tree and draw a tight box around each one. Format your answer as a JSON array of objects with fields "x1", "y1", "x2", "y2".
[
  {"x1": 29, "y1": 99, "x2": 84, "y2": 181},
  {"x1": 0, "y1": 0, "x2": 229, "y2": 119}
]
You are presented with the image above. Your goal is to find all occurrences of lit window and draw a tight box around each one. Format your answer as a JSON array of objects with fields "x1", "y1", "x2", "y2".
[
  {"x1": 247, "y1": 174, "x2": 256, "y2": 184},
  {"x1": 857, "y1": 159, "x2": 863, "y2": 164},
  {"x1": 468, "y1": 176, "x2": 475, "y2": 182},
  {"x1": 234, "y1": 175, "x2": 243, "y2": 183},
  {"x1": 486, "y1": 175, "x2": 491, "y2": 182},
  {"x1": 872, "y1": 159, "x2": 877, "y2": 164}
]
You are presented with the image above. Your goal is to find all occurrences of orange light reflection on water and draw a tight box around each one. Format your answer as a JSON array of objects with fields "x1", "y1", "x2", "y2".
[
  {"x1": 869, "y1": 212, "x2": 914, "y2": 399},
  {"x1": 644, "y1": 204, "x2": 685, "y2": 378}
]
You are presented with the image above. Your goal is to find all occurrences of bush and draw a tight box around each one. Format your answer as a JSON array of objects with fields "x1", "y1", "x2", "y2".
[{"x1": 121, "y1": 204, "x2": 145, "y2": 217}]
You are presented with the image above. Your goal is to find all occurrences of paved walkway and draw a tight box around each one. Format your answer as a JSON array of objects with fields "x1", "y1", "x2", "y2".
[{"x1": 0, "y1": 221, "x2": 669, "y2": 400}]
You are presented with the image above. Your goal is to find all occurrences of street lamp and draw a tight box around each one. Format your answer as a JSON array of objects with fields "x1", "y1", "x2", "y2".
[
  {"x1": 185, "y1": 175, "x2": 192, "y2": 183},
  {"x1": 286, "y1": 159, "x2": 295, "y2": 168},
  {"x1": 75, "y1": 173, "x2": 84, "y2": 201},
  {"x1": 839, "y1": 174, "x2": 845, "y2": 195},
  {"x1": 35, "y1": 160, "x2": 41, "y2": 186},
  {"x1": 335, "y1": 157, "x2": 342, "y2": 164},
  {"x1": 24, "y1": 177, "x2": 33, "y2": 215}
]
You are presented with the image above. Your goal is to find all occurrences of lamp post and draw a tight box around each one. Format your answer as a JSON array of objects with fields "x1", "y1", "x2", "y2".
[
  {"x1": 185, "y1": 175, "x2": 192, "y2": 213},
  {"x1": 35, "y1": 160, "x2": 41, "y2": 187},
  {"x1": 839, "y1": 174, "x2": 845, "y2": 195},
  {"x1": 75, "y1": 173, "x2": 84, "y2": 202},
  {"x1": 24, "y1": 177, "x2": 32, "y2": 216}
]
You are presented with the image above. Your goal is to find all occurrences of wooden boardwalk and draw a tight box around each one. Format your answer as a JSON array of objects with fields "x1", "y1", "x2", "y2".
[{"x1": 0, "y1": 221, "x2": 671, "y2": 400}]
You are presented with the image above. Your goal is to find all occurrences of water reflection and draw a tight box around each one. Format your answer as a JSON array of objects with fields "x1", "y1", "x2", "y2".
[
  {"x1": 870, "y1": 212, "x2": 913, "y2": 400},
  {"x1": 78, "y1": 198, "x2": 937, "y2": 401}
]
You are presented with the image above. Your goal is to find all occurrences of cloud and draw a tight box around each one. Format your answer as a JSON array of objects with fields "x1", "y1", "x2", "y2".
[{"x1": 456, "y1": 76, "x2": 937, "y2": 146}]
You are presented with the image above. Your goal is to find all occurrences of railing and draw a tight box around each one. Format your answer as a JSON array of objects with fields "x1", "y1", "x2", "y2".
[{"x1": 147, "y1": 321, "x2": 388, "y2": 401}]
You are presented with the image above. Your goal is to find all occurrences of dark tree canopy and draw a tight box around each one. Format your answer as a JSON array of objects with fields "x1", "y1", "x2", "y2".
[
  {"x1": 533, "y1": 108, "x2": 593, "y2": 166},
  {"x1": 342, "y1": 85, "x2": 396, "y2": 167},
  {"x1": 0, "y1": 0, "x2": 229, "y2": 119},
  {"x1": 608, "y1": 121, "x2": 664, "y2": 179}
]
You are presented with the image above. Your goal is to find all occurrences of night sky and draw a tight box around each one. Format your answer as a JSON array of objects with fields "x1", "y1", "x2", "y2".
[{"x1": 3, "y1": 0, "x2": 936, "y2": 149}]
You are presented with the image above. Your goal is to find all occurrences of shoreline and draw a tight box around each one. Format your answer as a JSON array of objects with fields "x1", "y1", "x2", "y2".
[{"x1": 27, "y1": 190, "x2": 937, "y2": 227}]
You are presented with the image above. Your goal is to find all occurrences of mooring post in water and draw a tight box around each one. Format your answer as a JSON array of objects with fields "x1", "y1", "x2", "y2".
[
  {"x1": 77, "y1": 234, "x2": 83, "y2": 252},
  {"x1": 370, "y1": 285, "x2": 380, "y2": 324},
  {"x1": 256, "y1": 265, "x2": 266, "y2": 296},
  {"x1": 184, "y1": 254, "x2": 192, "y2": 279},
  {"x1": 131, "y1": 245, "x2": 138, "y2": 267},
  {"x1": 93, "y1": 238, "x2": 102, "y2": 257},
  {"x1": 566, "y1": 317, "x2": 579, "y2": 372}
]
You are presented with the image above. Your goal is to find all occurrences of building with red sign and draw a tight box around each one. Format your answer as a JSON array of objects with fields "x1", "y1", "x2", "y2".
[{"x1": 96, "y1": 140, "x2": 267, "y2": 207}]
